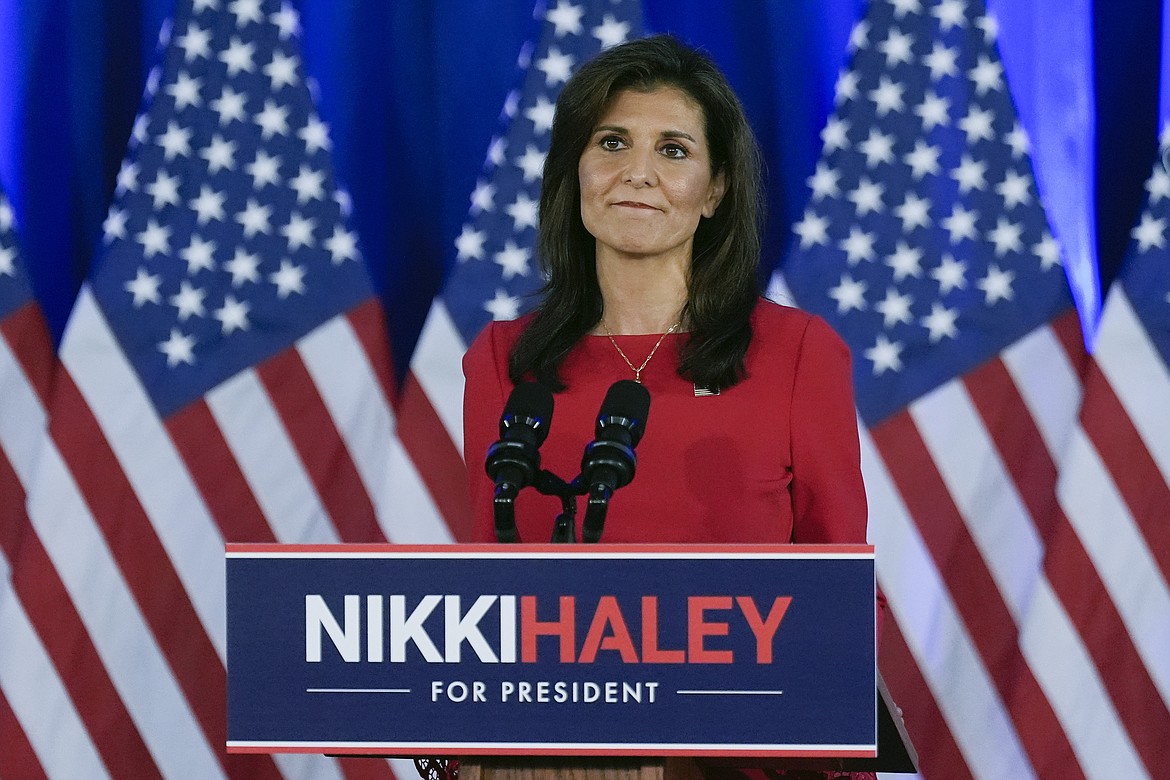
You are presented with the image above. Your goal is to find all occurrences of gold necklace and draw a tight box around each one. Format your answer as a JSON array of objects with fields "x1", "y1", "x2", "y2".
[{"x1": 602, "y1": 319, "x2": 681, "y2": 383}]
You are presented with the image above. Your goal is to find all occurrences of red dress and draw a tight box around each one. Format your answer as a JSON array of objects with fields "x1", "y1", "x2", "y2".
[{"x1": 462, "y1": 298, "x2": 868, "y2": 547}]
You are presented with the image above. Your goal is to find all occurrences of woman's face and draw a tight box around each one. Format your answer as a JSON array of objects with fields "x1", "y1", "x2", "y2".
[{"x1": 577, "y1": 87, "x2": 725, "y2": 266}]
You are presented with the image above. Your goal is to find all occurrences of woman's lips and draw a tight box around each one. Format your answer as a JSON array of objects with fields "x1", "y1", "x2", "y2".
[{"x1": 613, "y1": 200, "x2": 659, "y2": 210}]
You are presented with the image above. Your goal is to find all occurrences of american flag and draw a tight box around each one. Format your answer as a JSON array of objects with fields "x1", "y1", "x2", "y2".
[
  {"x1": 13, "y1": 0, "x2": 430, "y2": 777},
  {"x1": 781, "y1": 0, "x2": 1167, "y2": 777},
  {"x1": 400, "y1": 0, "x2": 643, "y2": 542}
]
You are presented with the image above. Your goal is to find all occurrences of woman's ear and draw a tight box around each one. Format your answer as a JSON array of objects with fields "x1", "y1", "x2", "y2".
[{"x1": 703, "y1": 170, "x2": 727, "y2": 218}]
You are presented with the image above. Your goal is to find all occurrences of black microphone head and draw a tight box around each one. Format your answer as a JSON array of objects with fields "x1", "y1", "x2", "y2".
[
  {"x1": 500, "y1": 381, "x2": 554, "y2": 445},
  {"x1": 595, "y1": 379, "x2": 650, "y2": 446}
]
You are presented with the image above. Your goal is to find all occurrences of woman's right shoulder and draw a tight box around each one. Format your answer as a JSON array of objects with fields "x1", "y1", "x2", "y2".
[{"x1": 462, "y1": 315, "x2": 534, "y2": 377}]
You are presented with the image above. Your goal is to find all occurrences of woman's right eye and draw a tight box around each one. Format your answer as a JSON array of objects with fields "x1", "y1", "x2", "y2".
[{"x1": 599, "y1": 136, "x2": 626, "y2": 150}]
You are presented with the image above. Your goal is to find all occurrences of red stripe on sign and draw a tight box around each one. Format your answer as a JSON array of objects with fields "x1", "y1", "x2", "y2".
[
  {"x1": 398, "y1": 372, "x2": 473, "y2": 542},
  {"x1": 871, "y1": 410, "x2": 1084, "y2": 778},
  {"x1": 0, "y1": 301, "x2": 55, "y2": 407},
  {"x1": 0, "y1": 684, "x2": 48, "y2": 780},
  {"x1": 257, "y1": 348, "x2": 385, "y2": 543},
  {"x1": 166, "y1": 399, "x2": 277, "y2": 544},
  {"x1": 878, "y1": 611, "x2": 972, "y2": 780},
  {"x1": 1079, "y1": 359, "x2": 1170, "y2": 583},
  {"x1": 47, "y1": 371, "x2": 284, "y2": 780},
  {"x1": 966, "y1": 357, "x2": 1170, "y2": 777},
  {"x1": 0, "y1": 448, "x2": 162, "y2": 779}
]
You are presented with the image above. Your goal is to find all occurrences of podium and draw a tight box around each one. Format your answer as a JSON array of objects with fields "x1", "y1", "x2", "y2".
[{"x1": 225, "y1": 544, "x2": 916, "y2": 775}]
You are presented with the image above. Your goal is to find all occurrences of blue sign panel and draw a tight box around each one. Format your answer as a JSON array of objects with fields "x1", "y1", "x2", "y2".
[{"x1": 226, "y1": 544, "x2": 876, "y2": 757}]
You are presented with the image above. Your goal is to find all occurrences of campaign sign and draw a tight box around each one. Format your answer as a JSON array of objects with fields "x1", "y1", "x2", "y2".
[{"x1": 226, "y1": 544, "x2": 876, "y2": 757}]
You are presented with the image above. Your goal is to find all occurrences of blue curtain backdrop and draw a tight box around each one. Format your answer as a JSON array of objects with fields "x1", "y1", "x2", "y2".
[{"x1": 0, "y1": 0, "x2": 1159, "y2": 375}]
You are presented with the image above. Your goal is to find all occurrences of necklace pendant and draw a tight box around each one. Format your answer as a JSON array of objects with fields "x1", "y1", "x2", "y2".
[{"x1": 633, "y1": 370, "x2": 642, "y2": 383}]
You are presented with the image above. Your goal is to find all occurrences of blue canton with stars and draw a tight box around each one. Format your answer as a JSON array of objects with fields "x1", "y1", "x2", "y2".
[
  {"x1": 0, "y1": 193, "x2": 38, "y2": 320},
  {"x1": 1120, "y1": 133, "x2": 1170, "y2": 370},
  {"x1": 92, "y1": 0, "x2": 369, "y2": 418},
  {"x1": 442, "y1": 0, "x2": 643, "y2": 346},
  {"x1": 784, "y1": 0, "x2": 1072, "y2": 426}
]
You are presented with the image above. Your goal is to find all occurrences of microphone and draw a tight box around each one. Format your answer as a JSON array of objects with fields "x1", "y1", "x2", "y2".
[
  {"x1": 580, "y1": 380, "x2": 650, "y2": 543},
  {"x1": 485, "y1": 382, "x2": 553, "y2": 542}
]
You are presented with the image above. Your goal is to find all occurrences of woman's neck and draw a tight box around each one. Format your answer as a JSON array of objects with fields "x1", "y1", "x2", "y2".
[{"x1": 594, "y1": 251, "x2": 688, "y2": 334}]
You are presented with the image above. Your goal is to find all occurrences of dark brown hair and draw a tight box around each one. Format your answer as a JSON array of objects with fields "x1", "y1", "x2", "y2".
[{"x1": 509, "y1": 34, "x2": 763, "y2": 392}]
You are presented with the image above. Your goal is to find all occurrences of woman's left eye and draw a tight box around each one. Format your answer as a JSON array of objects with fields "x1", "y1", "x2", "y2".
[{"x1": 661, "y1": 143, "x2": 688, "y2": 159}]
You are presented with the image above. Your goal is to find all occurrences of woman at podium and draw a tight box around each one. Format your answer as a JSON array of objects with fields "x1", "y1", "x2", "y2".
[{"x1": 464, "y1": 34, "x2": 868, "y2": 555}]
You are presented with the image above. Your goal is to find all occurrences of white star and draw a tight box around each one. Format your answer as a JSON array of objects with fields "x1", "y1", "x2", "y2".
[
  {"x1": 255, "y1": 100, "x2": 290, "y2": 139},
  {"x1": 103, "y1": 207, "x2": 129, "y2": 241},
  {"x1": 116, "y1": 161, "x2": 139, "y2": 193},
  {"x1": 847, "y1": 178, "x2": 886, "y2": 215},
  {"x1": 0, "y1": 198, "x2": 12, "y2": 231},
  {"x1": 484, "y1": 288, "x2": 521, "y2": 320},
  {"x1": 592, "y1": 14, "x2": 631, "y2": 49},
  {"x1": 525, "y1": 95, "x2": 556, "y2": 135},
  {"x1": 829, "y1": 274, "x2": 868, "y2": 314},
  {"x1": 470, "y1": 180, "x2": 496, "y2": 214},
  {"x1": 978, "y1": 264, "x2": 1015, "y2": 304},
  {"x1": 271, "y1": 3, "x2": 301, "y2": 39},
  {"x1": 889, "y1": 0, "x2": 923, "y2": 17},
  {"x1": 1032, "y1": 233, "x2": 1062, "y2": 270},
  {"x1": 455, "y1": 224, "x2": 487, "y2": 261},
  {"x1": 1131, "y1": 212, "x2": 1167, "y2": 251},
  {"x1": 793, "y1": 210, "x2": 830, "y2": 248},
  {"x1": 137, "y1": 219, "x2": 172, "y2": 258},
  {"x1": 225, "y1": 247, "x2": 261, "y2": 286},
  {"x1": 821, "y1": 117, "x2": 851, "y2": 153},
  {"x1": 325, "y1": 226, "x2": 359, "y2": 264},
  {"x1": 921, "y1": 302, "x2": 959, "y2": 342},
  {"x1": 969, "y1": 55, "x2": 1003, "y2": 96},
  {"x1": 264, "y1": 51, "x2": 299, "y2": 90},
  {"x1": 180, "y1": 235, "x2": 217, "y2": 274},
  {"x1": 951, "y1": 154, "x2": 988, "y2": 193},
  {"x1": 220, "y1": 37, "x2": 256, "y2": 76},
  {"x1": 1147, "y1": 167, "x2": 1170, "y2": 203},
  {"x1": 299, "y1": 114, "x2": 331, "y2": 153},
  {"x1": 877, "y1": 29, "x2": 915, "y2": 66},
  {"x1": 859, "y1": 128, "x2": 896, "y2": 167},
  {"x1": 894, "y1": 193, "x2": 932, "y2": 232},
  {"x1": 875, "y1": 287, "x2": 914, "y2": 327},
  {"x1": 977, "y1": 13, "x2": 999, "y2": 42},
  {"x1": 281, "y1": 212, "x2": 316, "y2": 250},
  {"x1": 211, "y1": 86, "x2": 247, "y2": 125},
  {"x1": 176, "y1": 22, "x2": 212, "y2": 61},
  {"x1": 886, "y1": 241, "x2": 924, "y2": 280},
  {"x1": 158, "y1": 121, "x2": 193, "y2": 160},
  {"x1": 159, "y1": 328, "x2": 196, "y2": 367},
  {"x1": 0, "y1": 246, "x2": 12, "y2": 276},
  {"x1": 494, "y1": 240, "x2": 531, "y2": 279},
  {"x1": 865, "y1": 334, "x2": 904, "y2": 375},
  {"x1": 923, "y1": 42, "x2": 958, "y2": 80},
  {"x1": 996, "y1": 169, "x2": 1032, "y2": 208},
  {"x1": 214, "y1": 294, "x2": 251, "y2": 334},
  {"x1": 200, "y1": 134, "x2": 237, "y2": 173},
  {"x1": 1005, "y1": 123, "x2": 1030, "y2": 158},
  {"x1": 289, "y1": 165, "x2": 325, "y2": 203},
  {"x1": 189, "y1": 185, "x2": 226, "y2": 225},
  {"x1": 931, "y1": 254, "x2": 967, "y2": 294},
  {"x1": 167, "y1": 71, "x2": 202, "y2": 109},
  {"x1": 546, "y1": 1, "x2": 584, "y2": 36},
  {"x1": 916, "y1": 91, "x2": 951, "y2": 130},
  {"x1": 958, "y1": 106, "x2": 995, "y2": 143},
  {"x1": 269, "y1": 259, "x2": 306, "y2": 298},
  {"x1": 124, "y1": 267, "x2": 162, "y2": 306},
  {"x1": 839, "y1": 226, "x2": 877, "y2": 264},
  {"x1": 237, "y1": 198, "x2": 272, "y2": 237},
  {"x1": 516, "y1": 145, "x2": 547, "y2": 183},
  {"x1": 229, "y1": 0, "x2": 263, "y2": 25},
  {"x1": 903, "y1": 140, "x2": 941, "y2": 179},
  {"x1": 505, "y1": 192, "x2": 539, "y2": 231},
  {"x1": 932, "y1": 0, "x2": 967, "y2": 31},
  {"x1": 942, "y1": 203, "x2": 979, "y2": 243},
  {"x1": 869, "y1": 76, "x2": 905, "y2": 117},
  {"x1": 169, "y1": 280, "x2": 208, "y2": 321},
  {"x1": 807, "y1": 162, "x2": 841, "y2": 200},
  {"x1": 536, "y1": 47, "x2": 574, "y2": 86},
  {"x1": 247, "y1": 150, "x2": 282, "y2": 188},
  {"x1": 192, "y1": 0, "x2": 218, "y2": 12},
  {"x1": 835, "y1": 69, "x2": 860, "y2": 103},
  {"x1": 145, "y1": 170, "x2": 181, "y2": 209}
]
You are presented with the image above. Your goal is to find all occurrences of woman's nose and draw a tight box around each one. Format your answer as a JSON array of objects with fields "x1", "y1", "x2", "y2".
[{"x1": 621, "y1": 147, "x2": 657, "y2": 187}]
